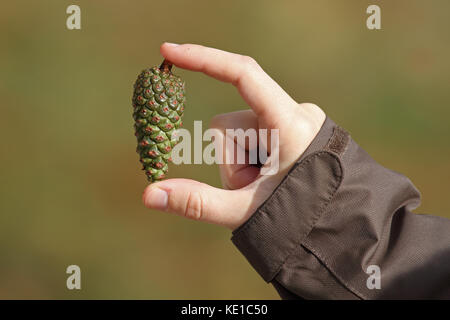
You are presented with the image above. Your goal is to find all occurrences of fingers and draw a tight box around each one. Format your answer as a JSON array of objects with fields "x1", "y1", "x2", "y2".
[
  {"x1": 220, "y1": 165, "x2": 260, "y2": 190},
  {"x1": 210, "y1": 110, "x2": 259, "y2": 151},
  {"x1": 142, "y1": 179, "x2": 254, "y2": 229},
  {"x1": 160, "y1": 43, "x2": 297, "y2": 118},
  {"x1": 210, "y1": 110, "x2": 261, "y2": 189}
]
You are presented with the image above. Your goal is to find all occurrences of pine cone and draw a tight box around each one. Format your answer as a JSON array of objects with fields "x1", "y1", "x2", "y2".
[{"x1": 132, "y1": 60, "x2": 185, "y2": 183}]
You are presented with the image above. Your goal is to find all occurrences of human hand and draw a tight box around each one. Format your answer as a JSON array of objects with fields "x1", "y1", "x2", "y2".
[{"x1": 142, "y1": 43, "x2": 326, "y2": 230}]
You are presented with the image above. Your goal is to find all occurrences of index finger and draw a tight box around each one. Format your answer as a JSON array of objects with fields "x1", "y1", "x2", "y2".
[{"x1": 160, "y1": 43, "x2": 296, "y2": 117}]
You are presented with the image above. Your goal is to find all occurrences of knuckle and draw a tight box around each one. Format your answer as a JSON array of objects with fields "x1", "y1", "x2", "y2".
[
  {"x1": 184, "y1": 191, "x2": 204, "y2": 221},
  {"x1": 299, "y1": 102, "x2": 320, "y2": 111},
  {"x1": 233, "y1": 55, "x2": 260, "y2": 86},
  {"x1": 241, "y1": 55, "x2": 258, "y2": 70},
  {"x1": 297, "y1": 102, "x2": 325, "y2": 129}
]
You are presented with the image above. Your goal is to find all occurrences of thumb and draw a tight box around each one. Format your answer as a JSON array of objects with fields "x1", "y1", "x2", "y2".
[{"x1": 142, "y1": 179, "x2": 251, "y2": 229}]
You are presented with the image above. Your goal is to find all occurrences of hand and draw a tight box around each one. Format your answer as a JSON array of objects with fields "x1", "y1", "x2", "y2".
[{"x1": 143, "y1": 43, "x2": 326, "y2": 230}]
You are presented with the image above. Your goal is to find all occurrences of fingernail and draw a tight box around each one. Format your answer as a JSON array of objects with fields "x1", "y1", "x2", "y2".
[
  {"x1": 164, "y1": 42, "x2": 179, "y2": 47},
  {"x1": 144, "y1": 187, "x2": 168, "y2": 210}
]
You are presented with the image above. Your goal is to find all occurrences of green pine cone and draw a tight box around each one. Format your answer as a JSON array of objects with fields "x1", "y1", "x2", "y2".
[{"x1": 132, "y1": 60, "x2": 185, "y2": 183}]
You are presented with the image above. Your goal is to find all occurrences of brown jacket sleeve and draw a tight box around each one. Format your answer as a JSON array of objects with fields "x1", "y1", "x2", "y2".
[{"x1": 231, "y1": 117, "x2": 450, "y2": 299}]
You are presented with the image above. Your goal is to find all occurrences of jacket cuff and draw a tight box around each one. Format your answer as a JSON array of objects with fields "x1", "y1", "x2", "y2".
[{"x1": 231, "y1": 117, "x2": 347, "y2": 282}]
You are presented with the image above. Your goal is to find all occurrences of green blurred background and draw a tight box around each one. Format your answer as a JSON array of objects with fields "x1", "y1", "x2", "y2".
[{"x1": 1, "y1": 0, "x2": 449, "y2": 299}]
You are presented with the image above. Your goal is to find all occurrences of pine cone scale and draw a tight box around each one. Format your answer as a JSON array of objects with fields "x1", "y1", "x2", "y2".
[{"x1": 132, "y1": 62, "x2": 186, "y2": 183}]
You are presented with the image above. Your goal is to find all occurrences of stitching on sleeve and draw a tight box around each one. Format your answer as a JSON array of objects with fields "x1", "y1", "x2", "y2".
[
  {"x1": 269, "y1": 151, "x2": 344, "y2": 280},
  {"x1": 301, "y1": 242, "x2": 368, "y2": 300},
  {"x1": 234, "y1": 151, "x2": 342, "y2": 236}
]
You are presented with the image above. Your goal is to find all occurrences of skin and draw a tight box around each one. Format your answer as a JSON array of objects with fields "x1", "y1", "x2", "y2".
[{"x1": 143, "y1": 43, "x2": 326, "y2": 230}]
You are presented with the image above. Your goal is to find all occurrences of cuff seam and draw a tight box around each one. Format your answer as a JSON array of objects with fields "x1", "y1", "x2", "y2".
[
  {"x1": 271, "y1": 152, "x2": 344, "y2": 280},
  {"x1": 232, "y1": 150, "x2": 344, "y2": 282},
  {"x1": 270, "y1": 151, "x2": 343, "y2": 282},
  {"x1": 233, "y1": 151, "x2": 343, "y2": 237}
]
